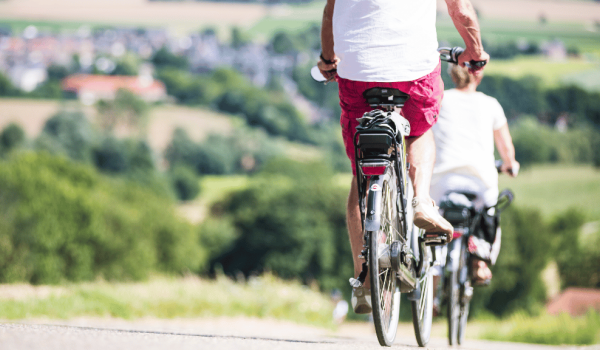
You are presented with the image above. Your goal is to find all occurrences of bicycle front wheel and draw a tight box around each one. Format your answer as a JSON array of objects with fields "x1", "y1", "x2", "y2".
[
  {"x1": 411, "y1": 242, "x2": 434, "y2": 347},
  {"x1": 368, "y1": 173, "x2": 401, "y2": 347},
  {"x1": 447, "y1": 267, "x2": 460, "y2": 345}
]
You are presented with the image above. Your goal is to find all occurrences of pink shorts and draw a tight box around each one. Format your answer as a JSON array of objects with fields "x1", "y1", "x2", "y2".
[{"x1": 338, "y1": 62, "x2": 444, "y2": 175}]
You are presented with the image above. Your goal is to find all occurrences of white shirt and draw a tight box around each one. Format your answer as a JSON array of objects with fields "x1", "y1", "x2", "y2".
[
  {"x1": 333, "y1": 0, "x2": 439, "y2": 82},
  {"x1": 432, "y1": 89, "x2": 507, "y2": 189}
]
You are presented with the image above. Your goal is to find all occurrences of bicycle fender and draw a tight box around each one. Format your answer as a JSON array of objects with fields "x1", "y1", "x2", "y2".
[{"x1": 365, "y1": 175, "x2": 385, "y2": 231}]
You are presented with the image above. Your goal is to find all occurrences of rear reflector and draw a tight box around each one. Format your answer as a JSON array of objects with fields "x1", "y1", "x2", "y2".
[
  {"x1": 362, "y1": 166, "x2": 386, "y2": 175},
  {"x1": 453, "y1": 231, "x2": 463, "y2": 238}
]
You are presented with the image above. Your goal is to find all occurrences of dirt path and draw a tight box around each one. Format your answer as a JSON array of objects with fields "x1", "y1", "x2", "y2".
[{"x1": 0, "y1": 317, "x2": 592, "y2": 350}]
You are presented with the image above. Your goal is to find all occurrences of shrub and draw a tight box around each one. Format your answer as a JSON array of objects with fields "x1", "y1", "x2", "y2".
[
  {"x1": 35, "y1": 110, "x2": 96, "y2": 163},
  {"x1": 93, "y1": 137, "x2": 155, "y2": 175},
  {"x1": 151, "y1": 46, "x2": 188, "y2": 69},
  {"x1": 553, "y1": 208, "x2": 600, "y2": 288},
  {"x1": 165, "y1": 127, "x2": 281, "y2": 176},
  {"x1": 470, "y1": 205, "x2": 553, "y2": 317},
  {"x1": 0, "y1": 123, "x2": 25, "y2": 152},
  {"x1": 209, "y1": 158, "x2": 353, "y2": 292},
  {"x1": 170, "y1": 165, "x2": 200, "y2": 201},
  {"x1": 0, "y1": 152, "x2": 205, "y2": 284},
  {"x1": 510, "y1": 118, "x2": 595, "y2": 167},
  {"x1": 198, "y1": 217, "x2": 239, "y2": 263}
]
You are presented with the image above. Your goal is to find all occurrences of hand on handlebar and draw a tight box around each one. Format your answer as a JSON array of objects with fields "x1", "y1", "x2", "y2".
[
  {"x1": 501, "y1": 159, "x2": 520, "y2": 177},
  {"x1": 457, "y1": 47, "x2": 489, "y2": 76},
  {"x1": 317, "y1": 57, "x2": 339, "y2": 82}
]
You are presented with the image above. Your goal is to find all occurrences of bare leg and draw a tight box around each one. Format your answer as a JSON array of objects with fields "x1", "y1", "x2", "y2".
[
  {"x1": 407, "y1": 129, "x2": 453, "y2": 235},
  {"x1": 347, "y1": 176, "x2": 370, "y2": 288},
  {"x1": 406, "y1": 129, "x2": 435, "y2": 199}
]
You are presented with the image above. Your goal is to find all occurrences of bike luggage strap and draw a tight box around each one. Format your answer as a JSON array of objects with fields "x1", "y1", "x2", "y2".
[{"x1": 355, "y1": 110, "x2": 411, "y2": 139}]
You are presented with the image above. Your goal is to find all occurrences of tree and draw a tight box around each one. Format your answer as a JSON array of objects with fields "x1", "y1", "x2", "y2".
[
  {"x1": 36, "y1": 110, "x2": 96, "y2": 163},
  {"x1": 151, "y1": 46, "x2": 188, "y2": 69},
  {"x1": 470, "y1": 206, "x2": 553, "y2": 316},
  {"x1": 96, "y1": 89, "x2": 149, "y2": 133},
  {"x1": 0, "y1": 123, "x2": 25, "y2": 152},
  {"x1": 170, "y1": 165, "x2": 200, "y2": 201},
  {"x1": 0, "y1": 72, "x2": 17, "y2": 97},
  {"x1": 271, "y1": 31, "x2": 296, "y2": 54},
  {"x1": 231, "y1": 27, "x2": 248, "y2": 49},
  {"x1": 47, "y1": 65, "x2": 69, "y2": 81},
  {"x1": 112, "y1": 54, "x2": 139, "y2": 76},
  {"x1": 209, "y1": 159, "x2": 353, "y2": 292}
]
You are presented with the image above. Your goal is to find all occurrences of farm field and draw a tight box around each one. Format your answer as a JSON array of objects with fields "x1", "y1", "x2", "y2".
[
  {"x1": 1, "y1": 0, "x2": 600, "y2": 44},
  {"x1": 482, "y1": 56, "x2": 600, "y2": 87},
  {"x1": 498, "y1": 164, "x2": 600, "y2": 221},
  {"x1": 0, "y1": 0, "x2": 267, "y2": 34},
  {"x1": 334, "y1": 164, "x2": 600, "y2": 221},
  {"x1": 0, "y1": 98, "x2": 235, "y2": 152}
]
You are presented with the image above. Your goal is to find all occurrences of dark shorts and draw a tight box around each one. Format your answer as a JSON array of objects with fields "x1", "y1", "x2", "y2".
[{"x1": 338, "y1": 62, "x2": 444, "y2": 175}]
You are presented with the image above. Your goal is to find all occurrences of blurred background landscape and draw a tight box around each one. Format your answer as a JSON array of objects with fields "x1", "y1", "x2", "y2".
[{"x1": 0, "y1": 0, "x2": 599, "y2": 346}]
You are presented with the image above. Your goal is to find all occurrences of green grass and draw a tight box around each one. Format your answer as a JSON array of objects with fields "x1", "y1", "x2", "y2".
[
  {"x1": 480, "y1": 311, "x2": 600, "y2": 345},
  {"x1": 336, "y1": 164, "x2": 600, "y2": 221},
  {"x1": 562, "y1": 68, "x2": 600, "y2": 91},
  {"x1": 438, "y1": 18, "x2": 600, "y2": 54},
  {"x1": 200, "y1": 175, "x2": 250, "y2": 205},
  {"x1": 498, "y1": 164, "x2": 600, "y2": 221},
  {"x1": 483, "y1": 56, "x2": 599, "y2": 87},
  {"x1": 0, "y1": 275, "x2": 334, "y2": 327},
  {"x1": 0, "y1": 19, "x2": 98, "y2": 34}
]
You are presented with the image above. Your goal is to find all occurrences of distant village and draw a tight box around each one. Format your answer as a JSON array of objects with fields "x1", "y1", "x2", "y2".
[
  {"x1": 0, "y1": 23, "x2": 573, "y2": 123},
  {"x1": 0, "y1": 25, "x2": 304, "y2": 105}
]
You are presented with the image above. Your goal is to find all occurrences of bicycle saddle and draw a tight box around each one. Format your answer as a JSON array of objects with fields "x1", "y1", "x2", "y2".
[{"x1": 363, "y1": 87, "x2": 410, "y2": 107}]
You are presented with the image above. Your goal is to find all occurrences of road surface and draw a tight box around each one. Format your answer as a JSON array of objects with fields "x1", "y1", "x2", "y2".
[{"x1": 1, "y1": 317, "x2": 597, "y2": 350}]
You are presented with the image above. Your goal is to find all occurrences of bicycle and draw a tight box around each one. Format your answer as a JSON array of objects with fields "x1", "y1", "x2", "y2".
[
  {"x1": 436, "y1": 161, "x2": 515, "y2": 345},
  {"x1": 310, "y1": 47, "x2": 485, "y2": 346}
]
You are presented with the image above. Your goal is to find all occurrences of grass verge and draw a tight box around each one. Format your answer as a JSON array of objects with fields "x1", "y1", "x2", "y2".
[
  {"x1": 497, "y1": 164, "x2": 600, "y2": 221},
  {"x1": 0, "y1": 275, "x2": 334, "y2": 328},
  {"x1": 480, "y1": 311, "x2": 600, "y2": 345}
]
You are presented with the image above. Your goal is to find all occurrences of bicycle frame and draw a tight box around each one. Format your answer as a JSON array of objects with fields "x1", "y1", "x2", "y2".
[{"x1": 351, "y1": 107, "x2": 422, "y2": 289}]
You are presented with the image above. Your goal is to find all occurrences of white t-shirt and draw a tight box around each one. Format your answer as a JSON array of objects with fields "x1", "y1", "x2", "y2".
[
  {"x1": 332, "y1": 0, "x2": 439, "y2": 82},
  {"x1": 432, "y1": 89, "x2": 507, "y2": 189}
]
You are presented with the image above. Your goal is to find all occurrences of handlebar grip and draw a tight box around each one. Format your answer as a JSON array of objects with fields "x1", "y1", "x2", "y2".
[{"x1": 470, "y1": 60, "x2": 487, "y2": 68}]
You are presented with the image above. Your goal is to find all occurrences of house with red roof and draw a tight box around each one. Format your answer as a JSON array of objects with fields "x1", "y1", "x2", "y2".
[
  {"x1": 62, "y1": 74, "x2": 167, "y2": 105},
  {"x1": 547, "y1": 287, "x2": 600, "y2": 316}
]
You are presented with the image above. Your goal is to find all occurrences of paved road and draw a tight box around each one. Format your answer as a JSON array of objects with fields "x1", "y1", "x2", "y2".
[{"x1": 0, "y1": 318, "x2": 597, "y2": 350}]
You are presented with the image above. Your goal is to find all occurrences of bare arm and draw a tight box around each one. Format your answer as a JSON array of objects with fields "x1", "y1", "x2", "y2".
[
  {"x1": 493, "y1": 123, "x2": 519, "y2": 177},
  {"x1": 318, "y1": 0, "x2": 338, "y2": 79},
  {"x1": 445, "y1": 0, "x2": 489, "y2": 72}
]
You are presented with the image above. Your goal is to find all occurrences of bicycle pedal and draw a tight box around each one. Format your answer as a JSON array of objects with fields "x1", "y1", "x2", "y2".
[
  {"x1": 423, "y1": 232, "x2": 450, "y2": 246},
  {"x1": 349, "y1": 277, "x2": 363, "y2": 288}
]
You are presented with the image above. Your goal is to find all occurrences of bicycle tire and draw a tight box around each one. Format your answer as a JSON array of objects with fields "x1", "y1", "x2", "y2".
[
  {"x1": 368, "y1": 171, "x2": 401, "y2": 347},
  {"x1": 457, "y1": 241, "x2": 471, "y2": 345},
  {"x1": 411, "y1": 242, "x2": 434, "y2": 347},
  {"x1": 458, "y1": 299, "x2": 470, "y2": 344},
  {"x1": 447, "y1": 241, "x2": 460, "y2": 345}
]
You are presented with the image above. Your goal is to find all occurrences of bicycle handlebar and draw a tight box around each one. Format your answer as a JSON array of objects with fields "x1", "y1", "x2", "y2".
[
  {"x1": 311, "y1": 46, "x2": 488, "y2": 83},
  {"x1": 438, "y1": 46, "x2": 487, "y2": 69},
  {"x1": 495, "y1": 160, "x2": 518, "y2": 176}
]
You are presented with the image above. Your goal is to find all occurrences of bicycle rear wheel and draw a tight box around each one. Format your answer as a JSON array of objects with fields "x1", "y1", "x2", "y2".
[
  {"x1": 457, "y1": 243, "x2": 472, "y2": 345},
  {"x1": 458, "y1": 296, "x2": 470, "y2": 344},
  {"x1": 369, "y1": 173, "x2": 401, "y2": 347},
  {"x1": 411, "y1": 242, "x2": 434, "y2": 347}
]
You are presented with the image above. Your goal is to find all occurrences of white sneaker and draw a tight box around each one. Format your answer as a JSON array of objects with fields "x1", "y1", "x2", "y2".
[
  {"x1": 412, "y1": 197, "x2": 453, "y2": 237},
  {"x1": 351, "y1": 286, "x2": 372, "y2": 314}
]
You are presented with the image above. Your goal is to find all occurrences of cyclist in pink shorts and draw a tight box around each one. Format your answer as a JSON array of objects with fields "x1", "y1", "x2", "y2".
[{"x1": 318, "y1": 0, "x2": 490, "y2": 314}]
